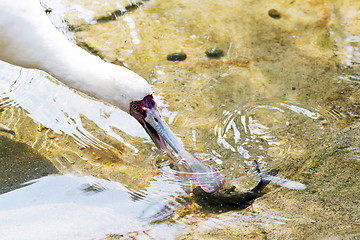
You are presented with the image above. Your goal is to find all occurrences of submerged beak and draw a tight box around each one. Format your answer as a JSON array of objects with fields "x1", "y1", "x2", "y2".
[{"x1": 130, "y1": 95, "x2": 225, "y2": 193}]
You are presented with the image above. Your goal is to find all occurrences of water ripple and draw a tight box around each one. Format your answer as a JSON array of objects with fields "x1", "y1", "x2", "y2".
[{"x1": 199, "y1": 98, "x2": 345, "y2": 189}]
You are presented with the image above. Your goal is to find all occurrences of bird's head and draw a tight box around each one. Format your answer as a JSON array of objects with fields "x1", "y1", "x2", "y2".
[
  {"x1": 104, "y1": 66, "x2": 168, "y2": 150},
  {"x1": 129, "y1": 94, "x2": 167, "y2": 150}
]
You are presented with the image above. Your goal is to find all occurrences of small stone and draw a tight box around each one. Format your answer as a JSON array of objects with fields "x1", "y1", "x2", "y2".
[
  {"x1": 268, "y1": 9, "x2": 281, "y2": 19},
  {"x1": 167, "y1": 52, "x2": 187, "y2": 61},
  {"x1": 205, "y1": 48, "x2": 224, "y2": 58},
  {"x1": 45, "y1": 8, "x2": 52, "y2": 14}
]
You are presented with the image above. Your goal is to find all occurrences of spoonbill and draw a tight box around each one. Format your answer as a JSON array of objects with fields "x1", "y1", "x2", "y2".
[{"x1": 0, "y1": 0, "x2": 225, "y2": 193}]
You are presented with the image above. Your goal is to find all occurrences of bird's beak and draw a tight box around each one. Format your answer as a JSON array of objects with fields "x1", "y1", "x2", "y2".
[{"x1": 136, "y1": 98, "x2": 225, "y2": 193}]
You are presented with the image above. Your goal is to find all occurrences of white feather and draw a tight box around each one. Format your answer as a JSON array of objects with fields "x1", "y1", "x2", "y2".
[{"x1": 0, "y1": 0, "x2": 152, "y2": 113}]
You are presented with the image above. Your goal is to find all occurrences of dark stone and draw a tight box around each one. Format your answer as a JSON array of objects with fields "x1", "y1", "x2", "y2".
[
  {"x1": 268, "y1": 9, "x2": 281, "y2": 19},
  {"x1": 205, "y1": 48, "x2": 224, "y2": 58},
  {"x1": 45, "y1": 8, "x2": 52, "y2": 14},
  {"x1": 167, "y1": 52, "x2": 187, "y2": 61}
]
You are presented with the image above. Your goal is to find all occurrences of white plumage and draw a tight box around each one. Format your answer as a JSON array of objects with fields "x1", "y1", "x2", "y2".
[{"x1": 0, "y1": 0, "x2": 151, "y2": 113}]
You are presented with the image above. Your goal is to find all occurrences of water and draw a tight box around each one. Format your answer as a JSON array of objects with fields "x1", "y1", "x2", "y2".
[
  {"x1": 0, "y1": 0, "x2": 359, "y2": 239},
  {"x1": 0, "y1": 174, "x2": 186, "y2": 240}
]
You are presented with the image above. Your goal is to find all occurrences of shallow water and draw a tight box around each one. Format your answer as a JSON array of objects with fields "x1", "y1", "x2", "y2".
[
  {"x1": 0, "y1": 174, "x2": 188, "y2": 239},
  {"x1": 0, "y1": 0, "x2": 359, "y2": 239}
]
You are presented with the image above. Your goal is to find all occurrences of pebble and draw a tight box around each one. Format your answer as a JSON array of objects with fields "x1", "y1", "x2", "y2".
[
  {"x1": 167, "y1": 52, "x2": 187, "y2": 61},
  {"x1": 48, "y1": 134, "x2": 55, "y2": 139},
  {"x1": 45, "y1": 8, "x2": 52, "y2": 14},
  {"x1": 268, "y1": 9, "x2": 281, "y2": 19},
  {"x1": 205, "y1": 48, "x2": 224, "y2": 58}
]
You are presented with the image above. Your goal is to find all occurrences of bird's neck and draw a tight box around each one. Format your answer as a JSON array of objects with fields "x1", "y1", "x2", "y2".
[
  {"x1": 40, "y1": 39, "x2": 112, "y2": 101},
  {"x1": 40, "y1": 40, "x2": 141, "y2": 113},
  {"x1": 0, "y1": 0, "x2": 112, "y2": 105},
  {"x1": 0, "y1": 0, "x2": 152, "y2": 113}
]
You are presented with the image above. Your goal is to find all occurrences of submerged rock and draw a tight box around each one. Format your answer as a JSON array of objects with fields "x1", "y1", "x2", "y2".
[
  {"x1": 205, "y1": 48, "x2": 224, "y2": 58},
  {"x1": 167, "y1": 52, "x2": 187, "y2": 61},
  {"x1": 268, "y1": 9, "x2": 281, "y2": 19}
]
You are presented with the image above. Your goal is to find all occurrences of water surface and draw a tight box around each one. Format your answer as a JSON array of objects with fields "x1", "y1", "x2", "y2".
[{"x1": 0, "y1": 0, "x2": 359, "y2": 239}]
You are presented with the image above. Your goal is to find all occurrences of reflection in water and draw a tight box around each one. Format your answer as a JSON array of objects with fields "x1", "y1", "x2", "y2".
[
  {"x1": 262, "y1": 175, "x2": 305, "y2": 190},
  {"x1": 0, "y1": 174, "x2": 186, "y2": 240},
  {"x1": 0, "y1": 61, "x2": 148, "y2": 148},
  {"x1": 0, "y1": 60, "x2": 165, "y2": 190}
]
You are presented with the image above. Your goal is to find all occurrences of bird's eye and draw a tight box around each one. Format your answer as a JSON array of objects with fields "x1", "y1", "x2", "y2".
[{"x1": 131, "y1": 104, "x2": 138, "y2": 110}]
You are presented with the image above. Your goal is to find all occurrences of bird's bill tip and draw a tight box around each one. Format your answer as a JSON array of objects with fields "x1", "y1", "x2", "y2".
[
  {"x1": 130, "y1": 94, "x2": 225, "y2": 193},
  {"x1": 144, "y1": 105, "x2": 226, "y2": 193}
]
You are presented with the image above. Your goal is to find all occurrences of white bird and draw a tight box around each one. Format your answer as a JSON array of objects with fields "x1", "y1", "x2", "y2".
[{"x1": 0, "y1": 0, "x2": 225, "y2": 193}]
